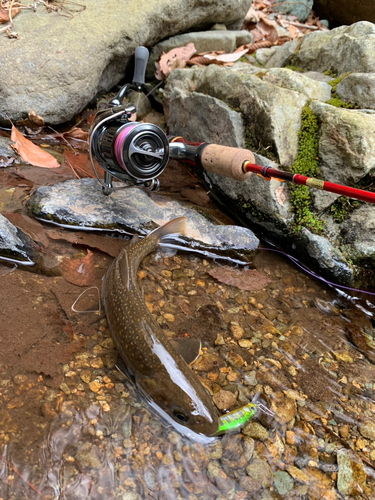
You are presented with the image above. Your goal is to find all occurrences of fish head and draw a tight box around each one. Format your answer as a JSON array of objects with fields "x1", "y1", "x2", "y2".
[{"x1": 139, "y1": 376, "x2": 219, "y2": 441}]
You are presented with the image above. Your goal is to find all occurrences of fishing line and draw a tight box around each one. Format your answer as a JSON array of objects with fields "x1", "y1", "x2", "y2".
[{"x1": 257, "y1": 247, "x2": 375, "y2": 298}]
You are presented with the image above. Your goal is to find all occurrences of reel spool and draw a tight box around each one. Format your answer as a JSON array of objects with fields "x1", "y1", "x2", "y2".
[{"x1": 88, "y1": 46, "x2": 169, "y2": 194}]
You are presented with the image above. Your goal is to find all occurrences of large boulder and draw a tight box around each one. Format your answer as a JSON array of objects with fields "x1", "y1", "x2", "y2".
[
  {"x1": 0, "y1": 0, "x2": 251, "y2": 125},
  {"x1": 336, "y1": 73, "x2": 375, "y2": 110},
  {"x1": 272, "y1": 0, "x2": 313, "y2": 22}
]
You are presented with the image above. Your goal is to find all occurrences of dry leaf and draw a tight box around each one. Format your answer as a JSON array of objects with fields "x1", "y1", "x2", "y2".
[
  {"x1": 208, "y1": 266, "x2": 272, "y2": 291},
  {"x1": 47, "y1": 229, "x2": 125, "y2": 257},
  {"x1": 64, "y1": 128, "x2": 88, "y2": 141},
  {"x1": 61, "y1": 250, "x2": 96, "y2": 287},
  {"x1": 28, "y1": 110, "x2": 45, "y2": 126},
  {"x1": 156, "y1": 43, "x2": 196, "y2": 80},
  {"x1": 0, "y1": 5, "x2": 20, "y2": 23},
  {"x1": 204, "y1": 48, "x2": 249, "y2": 63},
  {"x1": 11, "y1": 125, "x2": 60, "y2": 168}
]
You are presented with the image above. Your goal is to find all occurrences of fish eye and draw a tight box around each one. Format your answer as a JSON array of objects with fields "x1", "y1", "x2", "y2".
[{"x1": 172, "y1": 408, "x2": 190, "y2": 424}]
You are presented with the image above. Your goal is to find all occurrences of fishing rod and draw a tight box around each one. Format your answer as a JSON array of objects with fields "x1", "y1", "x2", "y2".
[{"x1": 88, "y1": 46, "x2": 375, "y2": 205}]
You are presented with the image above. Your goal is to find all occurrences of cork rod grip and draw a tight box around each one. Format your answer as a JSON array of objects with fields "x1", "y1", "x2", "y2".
[{"x1": 200, "y1": 144, "x2": 255, "y2": 181}]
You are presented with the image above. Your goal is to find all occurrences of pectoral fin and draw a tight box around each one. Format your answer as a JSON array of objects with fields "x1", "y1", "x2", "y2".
[{"x1": 170, "y1": 338, "x2": 202, "y2": 365}]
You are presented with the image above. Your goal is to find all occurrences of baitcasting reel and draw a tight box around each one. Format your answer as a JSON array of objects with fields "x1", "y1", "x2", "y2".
[{"x1": 89, "y1": 47, "x2": 169, "y2": 195}]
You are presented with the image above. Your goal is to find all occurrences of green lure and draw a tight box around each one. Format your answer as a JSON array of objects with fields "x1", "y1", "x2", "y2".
[{"x1": 216, "y1": 403, "x2": 258, "y2": 435}]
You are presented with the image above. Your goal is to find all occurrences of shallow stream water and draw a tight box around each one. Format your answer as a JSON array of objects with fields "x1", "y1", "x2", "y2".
[{"x1": 1, "y1": 233, "x2": 375, "y2": 500}]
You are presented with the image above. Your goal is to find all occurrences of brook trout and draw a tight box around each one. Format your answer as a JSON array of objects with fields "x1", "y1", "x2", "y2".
[{"x1": 103, "y1": 217, "x2": 219, "y2": 441}]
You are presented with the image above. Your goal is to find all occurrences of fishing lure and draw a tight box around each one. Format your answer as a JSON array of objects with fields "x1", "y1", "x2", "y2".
[{"x1": 216, "y1": 402, "x2": 274, "y2": 435}]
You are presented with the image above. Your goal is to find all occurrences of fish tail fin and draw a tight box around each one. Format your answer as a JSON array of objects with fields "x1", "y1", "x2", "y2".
[{"x1": 153, "y1": 217, "x2": 186, "y2": 244}]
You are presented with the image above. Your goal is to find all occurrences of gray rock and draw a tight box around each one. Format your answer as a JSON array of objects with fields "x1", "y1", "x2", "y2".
[
  {"x1": 272, "y1": 0, "x2": 313, "y2": 22},
  {"x1": 265, "y1": 38, "x2": 301, "y2": 69},
  {"x1": 0, "y1": 214, "x2": 35, "y2": 266},
  {"x1": 311, "y1": 189, "x2": 340, "y2": 211},
  {"x1": 336, "y1": 73, "x2": 375, "y2": 110},
  {"x1": 167, "y1": 91, "x2": 246, "y2": 148},
  {"x1": 337, "y1": 449, "x2": 367, "y2": 496},
  {"x1": 358, "y1": 420, "x2": 375, "y2": 441},
  {"x1": 0, "y1": 137, "x2": 19, "y2": 167},
  {"x1": 302, "y1": 71, "x2": 334, "y2": 83},
  {"x1": 340, "y1": 205, "x2": 375, "y2": 262},
  {"x1": 191, "y1": 64, "x2": 309, "y2": 165},
  {"x1": 0, "y1": 0, "x2": 251, "y2": 125},
  {"x1": 273, "y1": 470, "x2": 294, "y2": 495},
  {"x1": 295, "y1": 21, "x2": 375, "y2": 75},
  {"x1": 263, "y1": 68, "x2": 332, "y2": 101},
  {"x1": 255, "y1": 47, "x2": 277, "y2": 66},
  {"x1": 246, "y1": 458, "x2": 273, "y2": 487},
  {"x1": 147, "y1": 29, "x2": 253, "y2": 79},
  {"x1": 309, "y1": 100, "x2": 375, "y2": 185},
  {"x1": 26, "y1": 178, "x2": 259, "y2": 262}
]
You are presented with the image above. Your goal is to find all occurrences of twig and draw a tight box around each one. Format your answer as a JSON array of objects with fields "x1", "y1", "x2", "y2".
[
  {"x1": 287, "y1": 20, "x2": 318, "y2": 30},
  {"x1": 0, "y1": 454, "x2": 42, "y2": 496},
  {"x1": 48, "y1": 125, "x2": 78, "y2": 155},
  {"x1": 64, "y1": 156, "x2": 81, "y2": 179}
]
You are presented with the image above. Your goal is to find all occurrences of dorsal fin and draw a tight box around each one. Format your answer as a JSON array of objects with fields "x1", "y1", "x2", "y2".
[
  {"x1": 152, "y1": 217, "x2": 186, "y2": 242},
  {"x1": 170, "y1": 338, "x2": 202, "y2": 365}
]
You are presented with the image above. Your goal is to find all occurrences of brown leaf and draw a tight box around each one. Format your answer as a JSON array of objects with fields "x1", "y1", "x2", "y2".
[
  {"x1": 28, "y1": 110, "x2": 45, "y2": 126},
  {"x1": 61, "y1": 250, "x2": 96, "y2": 287},
  {"x1": 156, "y1": 43, "x2": 196, "y2": 79},
  {"x1": 2, "y1": 213, "x2": 49, "y2": 248},
  {"x1": 47, "y1": 229, "x2": 125, "y2": 257},
  {"x1": 63, "y1": 150, "x2": 101, "y2": 178},
  {"x1": 64, "y1": 128, "x2": 88, "y2": 141},
  {"x1": 204, "y1": 48, "x2": 249, "y2": 63},
  {"x1": 11, "y1": 125, "x2": 60, "y2": 169},
  {"x1": 208, "y1": 266, "x2": 272, "y2": 291},
  {"x1": 0, "y1": 5, "x2": 20, "y2": 23}
]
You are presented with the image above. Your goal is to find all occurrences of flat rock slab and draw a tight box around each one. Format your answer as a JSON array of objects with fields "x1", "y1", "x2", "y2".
[
  {"x1": 0, "y1": 0, "x2": 251, "y2": 125},
  {"x1": 27, "y1": 179, "x2": 259, "y2": 263},
  {"x1": 0, "y1": 214, "x2": 35, "y2": 265}
]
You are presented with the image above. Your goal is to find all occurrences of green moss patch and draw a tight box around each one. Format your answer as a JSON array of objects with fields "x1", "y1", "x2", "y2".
[
  {"x1": 328, "y1": 196, "x2": 359, "y2": 223},
  {"x1": 284, "y1": 65, "x2": 304, "y2": 73},
  {"x1": 326, "y1": 73, "x2": 358, "y2": 109},
  {"x1": 289, "y1": 104, "x2": 324, "y2": 234}
]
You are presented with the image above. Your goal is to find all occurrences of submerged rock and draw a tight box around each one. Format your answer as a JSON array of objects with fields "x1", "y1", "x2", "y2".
[
  {"x1": 0, "y1": 0, "x2": 251, "y2": 125},
  {"x1": 26, "y1": 178, "x2": 259, "y2": 262},
  {"x1": 337, "y1": 449, "x2": 366, "y2": 496},
  {"x1": 0, "y1": 213, "x2": 35, "y2": 266}
]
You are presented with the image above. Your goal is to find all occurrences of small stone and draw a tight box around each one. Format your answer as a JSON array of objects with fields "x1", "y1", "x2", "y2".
[
  {"x1": 59, "y1": 383, "x2": 70, "y2": 395},
  {"x1": 163, "y1": 313, "x2": 175, "y2": 322},
  {"x1": 337, "y1": 449, "x2": 367, "y2": 496},
  {"x1": 286, "y1": 465, "x2": 309, "y2": 484},
  {"x1": 273, "y1": 470, "x2": 294, "y2": 495},
  {"x1": 226, "y1": 352, "x2": 244, "y2": 368},
  {"x1": 102, "y1": 351, "x2": 118, "y2": 369},
  {"x1": 242, "y1": 437, "x2": 255, "y2": 461},
  {"x1": 40, "y1": 402, "x2": 57, "y2": 420},
  {"x1": 101, "y1": 337, "x2": 115, "y2": 349},
  {"x1": 242, "y1": 422, "x2": 268, "y2": 440},
  {"x1": 89, "y1": 381, "x2": 101, "y2": 393},
  {"x1": 246, "y1": 458, "x2": 273, "y2": 488},
  {"x1": 239, "y1": 475, "x2": 261, "y2": 493},
  {"x1": 358, "y1": 420, "x2": 375, "y2": 441},
  {"x1": 80, "y1": 370, "x2": 92, "y2": 384},
  {"x1": 13, "y1": 374, "x2": 28, "y2": 385},
  {"x1": 230, "y1": 323, "x2": 244, "y2": 339},
  {"x1": 243, "y1": 371, "x2": 257, "y2": 386},
  {"x1": 339, "y1": 425, "x2": 349, "y2": 439},
  {"x1": 93, "y1": 345, "x2": 103, "y2": 354},
  {"x1": 238, "y1": 339, "x2": 253, "y2": 348},
  {"x1": 161, "y1": 270, "x2": 172, "y2": 278},
  {"x1": 212, "y1": 390, "x2": 237, "y2": 411},
  {"x1": 65, "y1": 371, "x2": 76, "y2": 378},
  {"x1": 214, "y1": 334, "x2": 225, "y2": 346},
  {"x1": 207, "y1": 440, "x2": 223, "y2": 460}
]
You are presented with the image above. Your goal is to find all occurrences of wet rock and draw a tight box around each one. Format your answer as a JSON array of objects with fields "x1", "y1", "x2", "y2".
[
  {"x1": 336, "y1": 73, "x2": 375, "y2": 110},
  {"x1": 358, "y1": 420, "x2": 375, "y2": 441},
  {"x1": 272, "y1": 0, "x2": 313, "y2": 22},
  {"x1": 212, "y1": 390, "x2": 237, "y2": 411},
  {"x1": 0, "y1": 0, "x2": 251, "y2": 125},
  {"x1": 0, "y1": 213, "x2": 35, "y2": 266},
  {"x1": 243, "y1": 371, "x2": 257, "y2": 386},
  {"x1": 75, "y1": 442, "x2": 103, "y2": 469},
  {"x1": 337, "y1": 449, "x2": 367, "y2": 496},
  {"x1": 295, "y1": 22, "x2": 375, "y2": 75},
  {"x1": 246, "y1": 457, "x2": 273, "y2": 488},
  {"x1": 27, "y1": 179, "x2": 259, "y2": 263},
  {"x1": 309, "y1": 101, "x2": 375, "y2": 185},
  {"x1": 263, "y1": 68, "x2": 331, "y2": 101},
  {"x1": 242, "y1": 421, "x2": 269, "y2": 440},
  {"x1": 273, "y1": 470, "x2": 294, "y2": 495}
]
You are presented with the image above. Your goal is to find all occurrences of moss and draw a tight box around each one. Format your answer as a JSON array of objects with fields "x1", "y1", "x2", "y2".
[
  {"x1": 323, "y1": 70, "x2": 337, "y2": 77},
  {"x1": 325, "y1": 73, "x2": 358, "y2": 109},
  {"x1": 284, "y1": 65, "x2": 304, "y2": 73},
  {"x1": 238, "y1": 56, "x2": 252, "y2": 64},
  {"x1": 289, "y1": 104, "x2": 324, "y2": 234},
  {"x1": 328, "y1": 196, "x2": 359, "y2": 223}
]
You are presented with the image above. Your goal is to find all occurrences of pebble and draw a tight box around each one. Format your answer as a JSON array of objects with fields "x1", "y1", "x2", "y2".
[
  {"x1": 80, "y1": 370, "x2": 91, "y2": 384},
  {"x1": 59, "y1": 383, "x2": 70, "y2": 395},
  {"x1": 337, "y1": 449, "x2": 367, "y2": 496},
  {"x1": 246, "y1": 457, "x2": 273, "y2": 488},
  {"x1": 243, "y1": 371, "x2": 257, "y2": 386},
  {"x1": 273, "y1": 470, "x2": 294, "y2": 495},
  {"x1": 212, "y1": 390, "x2": 237, "y2": 411},
  {"x1": 89, "y1": 381, "x2": 101, "y2": 393},
  {"x1": 230, "y1": 323, "x2": 244, "y2": 339},
  {"x1": 214, "y1": 334, "x2": 225, "y2": 346},
  {"x1": 242, "y1": 422, "x2": 269, "y2": 440},
  {"x1": 358, "y1": 420, "x2": 375, "y2": 440}
]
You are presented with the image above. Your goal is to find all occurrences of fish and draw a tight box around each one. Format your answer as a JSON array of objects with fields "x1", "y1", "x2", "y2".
[{"x1": 102, "y1": 217, "x2": 219, "y2": 442}]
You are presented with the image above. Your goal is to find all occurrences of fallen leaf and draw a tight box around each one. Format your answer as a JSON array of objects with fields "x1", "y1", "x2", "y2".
[
  {"x1": 208, "y1": 266, "x2": 272, "y2": 291},
  {"x1": 63, "y1": 150, "x2": 101, "y2": 178},
  {"x1": 28, "y1": 110, "x2": 45, "y2": 126},
  {"x1": 64, "y1": 128, "x2": 88, "y2": 141},
  {"x1": 0, "y1": 5, "x2": 20, "y2": 23},
  {"x1": 47, "y1": 229, "x2": 125, "y2": 257},
  {"x1": 61, "y1": 249, "x2": 96, "y2": 287},
  {"x1": 11, "y1": 125, "x2": 60, "y2": 168},
  {"x1": 204, "y1": 48, "x2": 249, "y2": 63},
  {"x1": 156, "y1": 43, "x2": 196, "y2": 80}
]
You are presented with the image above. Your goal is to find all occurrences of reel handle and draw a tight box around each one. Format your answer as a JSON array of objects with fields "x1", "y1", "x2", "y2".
[{"x1": 133, "y1": 46, "x2": 149, "y2": 88}]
